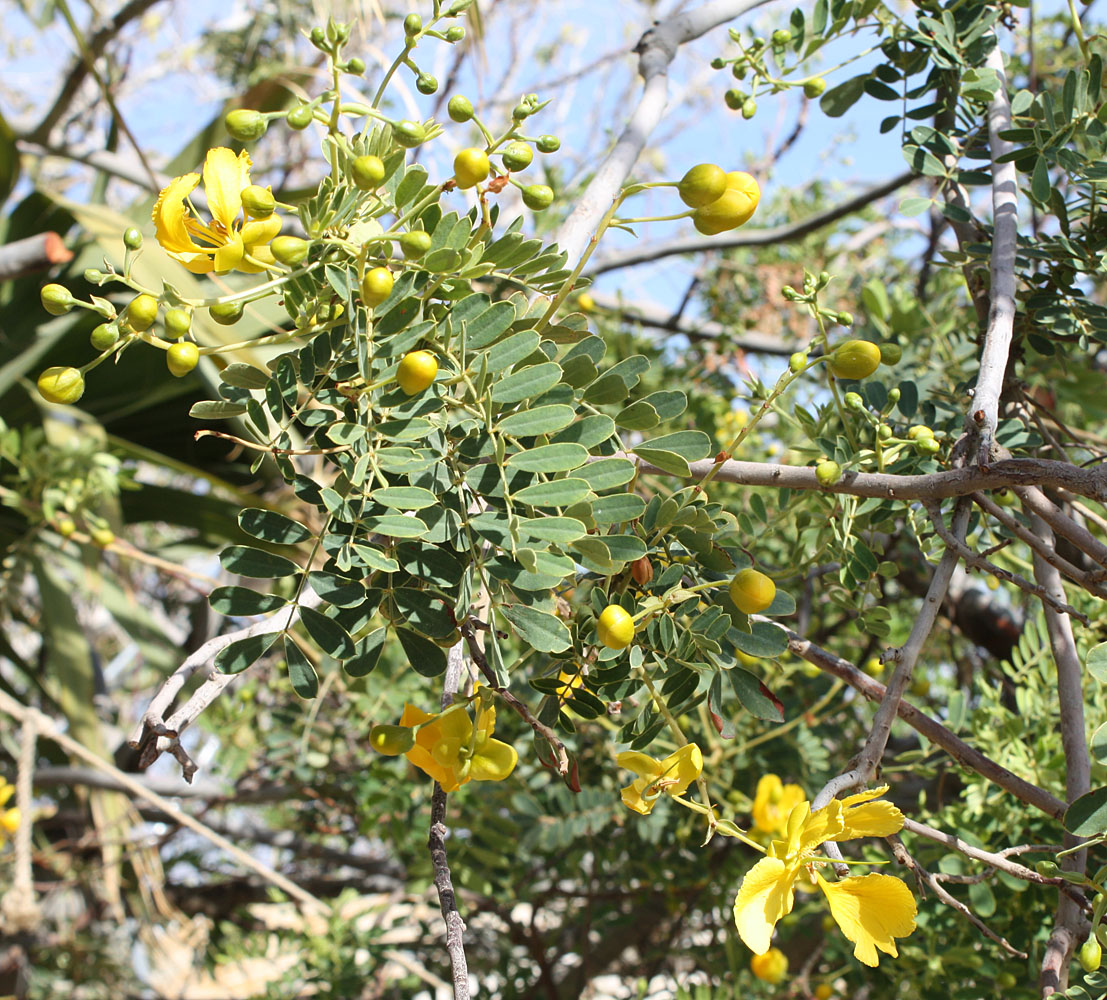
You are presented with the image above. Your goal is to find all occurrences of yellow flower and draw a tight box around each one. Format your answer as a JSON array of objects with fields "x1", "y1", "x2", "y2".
[
  {"x1": 750, "y1": 946, "x2": 788, "y2": 983},
  {"x1": 616, "y1": 744, "x2": 703, "y2": 815},
  {"x1": 0, "y1": 779, "x2": 20, "y2": 845},
  {"x1": 153, "y1": 147, "x2": 283, "y2": 274},
  {"x1": 397, "y1": 701, "x2": 518, "y2": 793},
  {"x1": 752, "y1": 774, "x2": 806, "y2": 836},
  {"x1": 733, "y1": 786, "x2": 916, "y2": 968}
]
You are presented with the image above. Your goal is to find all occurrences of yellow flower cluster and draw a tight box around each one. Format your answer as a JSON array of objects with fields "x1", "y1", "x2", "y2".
[
  {"x1": 733, "y1": 786, "x2": 916, "y2": 968},
  {"x1": 616, "y1": 744, "x2": 703, "y2": 815},
  {"x1": 0, "y1": 778, "x2": 21, "y2": 845},
  {"x1": 752, "y1": 773, "x2": 805, "y2": 838}
]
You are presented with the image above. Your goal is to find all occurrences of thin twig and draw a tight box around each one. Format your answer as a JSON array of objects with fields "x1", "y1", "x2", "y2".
[
  {"x1": 888, "y1": 835, "x2": 1028, "y2": 958},
  {"x1": 784, "y1": 630, "x2": 1067, "y2": 820},
  {"x1": 811, "y1": 500, "x2": 971, "y2": 810},
  {"x1": 0, "y1": 717, "x2": 41, "y2": 931},
  {"x1": 925, "y1": 500, "x2": 1089, "y2": 623},
  {"x1": 1017, "y1": 485, "x2": 1107, "y2": 571}
]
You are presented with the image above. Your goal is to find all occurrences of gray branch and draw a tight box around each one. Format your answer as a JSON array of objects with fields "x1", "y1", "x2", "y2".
[
  {"x1": 554, "y1": 0, "x2": 770, "y2": 268},
  {"x1": 785, "y1": 628, "x2": 1067, "y2": 820},
  {"x1": 584, "y1": 171, "x2": 915, "y2": 276},
  {"x1": 1032, "y1": 514, "x2": 1092, "y2": 995},
  {"x1": 969, "y1": 44, "x2": 1019, "y2": 463}
]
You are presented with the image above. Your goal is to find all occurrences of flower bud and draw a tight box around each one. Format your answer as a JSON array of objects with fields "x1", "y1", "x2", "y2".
[
  {"x1": 915, "y1": 436, "x2": 941, "y2": 455},
  {"x1": 1036, "y1": 860, "x2": 1061, "y2": 877},
  {"x1": 209, "y1": 301, "x2": 244, "y2": 325},
  {"x1": 521, "y1": 184, "x2": 554, "y2": 211},
  {"x1": 1081, "y1": 937, "x2": 1103, "y2": 973},
  {"x1": 843, "y1": 391, "x2": 864, "y2": 411},
  {"x1": 742, "y1": 97, "x2": 758, "y2": 119},
  {"x1": 125, "y1": 294, "x2": 159, "y2": 331},
  {"x1": 771, "y1": 29, "x2": 792, "y2": 45},
  {"x1": 345, "y1": 57, "x2": 365, "y2": 74},
  {"x1": 399, "y1": 231, "x2": 432, "y2": 259},
  {"x1": 167, "y1": 341, "x2": 200, "y2": 377},
  {"x1": 163, "y1": 308, "x2": 192, "y2": 340},
  {"x1": 84, "y1": 268, "x2": 105, "y2": 284},
  {"x1": 393, "y1": 120, "x2": 426, "y2": 148},
  {"x1": 887, "y1": 387, "x2": 901, "y2": 403},
  {"x1": 37, "y1": 366, "x2": 85, "y2": 405},
  {"x1": 123, "y1": 227, "x2": 143, "y2": 250},
  {"x1": 416, "y1": 73, "x2": 438, "y2": 95},
  {"x1": 90, "y1": 526, "x2": 115, "y2": 548},
  {"x1": 630, "y1": 557, "x2": 654, "y2": 586},
  {"x1": 309, "y1": 26, "x2": 326, "y2": 46},
  {"x1": 445, "y1": 25, "x2": 465, "y2": 41},
  {"x1": 404, "y1": 13, "x2": 422, "y2": 35},
  {"x1": 907, "y1": 425, "x2": 934, "y2": 441},
  {"x1": 240, "y1": 185, "x2": 275, "y2": 217},
  {"x1": 711, "y1": 57, "x2": 726, "y2": 69},
  {"x1": 270, "y1": 236, "x2": 310, "y2": 266},
  {"x1": 815, "y1": 460, "x2": 842, "y2": 486},
  {"x1": 501, "y1": 141, "x2": 533, "y2": 172},
  {"x1": 224, "y1": 109, "x2": 268, "y2": 142},
  {"x1": 90, "y1": 323, "x2": 119, "y2": 351},
  {"x1": 536, "y1": 134, "x2": 561, "y2": 153},
  {"x1": 40, "y1": 283, "x2": 74, "y2": 315},
  {"x1": 804, "y1": 77, "x2": 827, "y2": 98},
  {"x1": 57, "y1": 517, "x2": 76, "y2": 537},
  {"x1": 880, "y1": 342, "x2": 902, "y2": 365},
  {"x1": 350, "y1": 154, "x2": 386, "y2": 190},
  {"x1": 512, "y1": 102, "x2": 530, "y2": 120},
  {"x1": 370, "y1": 724, "x2": 415, "y2": 755},
  {"x1": 878, "y1": 424, "x2": 892, "y2": 440},
  {"x1": 287, "y1": 105, "x2": 314, "y2": 130},
  {"x1": 788, "y1": 351, "x2": 807, "y2": 373},
  {"x1": 448, "y1": 95, "x2": 474, "y2": 122},
  {"x1": 837, "y1": 311, "x2": 854, "y2": 326},
  {"x1": 724, "y1": 89, "x2": 744, "y2": 110}
]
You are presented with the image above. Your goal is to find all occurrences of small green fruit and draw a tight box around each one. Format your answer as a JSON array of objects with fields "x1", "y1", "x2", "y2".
[
  {"x1": 416, "y1": 73, "x2": 438, "y2": 95},
  {"x1": 536, "y1": 134, "x2": 560, "y2": 153},
  {"x1": 521, "y1": 184, "x2": 554, "y2": 211},
  {"x1": 445, "y1": 25, "x2": 465, "y2": 42},
  {"x1": 448, "y1": 96, "x2": 474, "y2": 122},
  {"x1": 724, "y1": 89, "x2": 744, "y2": 110},
  {"x1": 345, "y1": 57, "x2": 365, "y2": 74},
  {"x1": 788, "y1": 351, "x2": 808, "y2": 373},
  {"x1": 404, "y1": 13, "x2": 422, "y2": 35},
  {"x1": 123, "y1": 227, "x2": 143, "y2": 250},
  {"x1": 40, "y1": 283, "x2": 74, "y2": 315},
  {"x1": 772, "y1": 29, "x2": 792, "y2": 45},
  {"x1": 225, "y1": 109, "x2": 267, "y2": 142}
]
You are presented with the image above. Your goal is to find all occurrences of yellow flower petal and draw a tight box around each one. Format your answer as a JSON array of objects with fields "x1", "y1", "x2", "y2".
[
  {"x1": 241, "y1": 214, "x2": 282, "y2": 247},
  {"x1": 817, "y1": 872, "x2": 917, "y2": 967},
  {"x1": 214, "y1": 234, "x2": 245, "y2": 273},
  {"x1": 153, "y1": 171, "x2": 203, "y2": 255},
  {"x1": 616, "y1": 750, "x2": 663, "y2": 781},
  {"x1": 620, "y1": 777, "x2": 655, "y2": 815},
  {"x1": 660, "y1": 743, "x2": 702, "y2": 796},
  {"x1": 798, "y1": 799, "x2": 846, "y2": 857},
  {"x1": 838, "y1": 799, "x2": 905, "y2": 840},
  {"x1": 840, "y1": 784, "x2": 891, "y2": 807},
  {"x1": 203, "y1": 147, "x2": 251, "y2": 233},
  {"x1": 0, "y1": 807, "x2": 20, "y2": 835},
  {"x1": 470, "y1": 737, "x2": 518, "y2": 782},
  {"x1": 733, "y1": 855, "x2": 795, "y2": 955}
]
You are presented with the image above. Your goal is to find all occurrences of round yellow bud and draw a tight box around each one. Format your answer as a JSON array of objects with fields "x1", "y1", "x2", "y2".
[
  {"x1": 36, "y1": 366, "x2": 85, "y2": 405},
  {"x1": 396, "y1": 350, "x2": 438, "y2": 395},
  {"x1": 750, "y1": 946, "x2": 788, "y2": 984},
  {"x1": 125, "y1": 294, "x2": 159, "y2": 332},
  {"x1": 729, "y1": 568, "x2": 776, "y2": 615},
  {"x1": 166, "y1": 342, "x2": 200, "y2": 377},
  {"x1": 596, "y1": 604, "x2": 635, "y2": 650},
  {"x1": 360, "y1": 267, "x2": 394, "y2": 308}
]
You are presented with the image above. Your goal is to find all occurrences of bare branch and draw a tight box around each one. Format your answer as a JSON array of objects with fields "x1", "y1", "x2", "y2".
[
  {"x1": 0, "y1": 717, "x2": 40, "y2": 932},
  {"x1": 1017, "y1": 485, "x2": 1107, "y2": 570},
  {"x1": 1032, "y1": 514, "x2": 1092, "y2": 996},
  {"x1": 784, "y1": 625, "x2": 1067, "y2": 821},
  {"x1": 888, "y1": 835, "x2": 1028, "y2": 958},
  {"x1": 0, "y1": 233, "x2": 74, "y2": 281},
  {"x1": 969, "y1": 44, "x2": 1019, "y2": 464},
  {"x1": 925, "y1": 501, "x2": 1089, "y2": 623},
  {"x1": 584, "y1": 171, "x2": 915, "y2": 276},
  {"x1": 554, "y1": 0, "x2": 770, "y2": 267}
]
